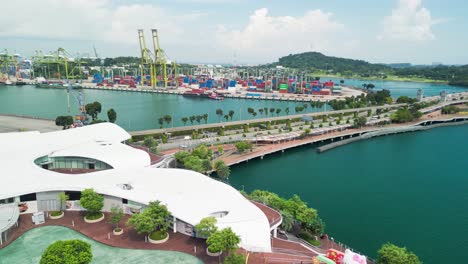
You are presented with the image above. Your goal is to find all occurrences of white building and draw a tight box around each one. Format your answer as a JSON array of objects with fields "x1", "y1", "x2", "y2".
[{"x1": 0, "y1": 123, "x2": 273, "y2": 251}]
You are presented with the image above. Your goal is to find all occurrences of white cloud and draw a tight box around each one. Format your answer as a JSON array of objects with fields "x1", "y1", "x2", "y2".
[
  {"x1": 216, "y1": 8, "x2": 344, "y2": 62},
  {"x1": 378, "y1": 0, "x2": 436, "y2": 41},
  {"x1": 0, "y1": 0, "x2": 201, "y2": 56}
]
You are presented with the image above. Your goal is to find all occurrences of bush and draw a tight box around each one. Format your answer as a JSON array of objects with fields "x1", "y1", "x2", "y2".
[
  {"x1": 40, "y1": 240, "x2": 92, "y2": 264},
  {"x1": 298, "y1": 232, "x2": 321, "y2": 246},
  {"x1": 223, "y1": 253, "x2": 246, "y2": 264},
  {"x1": 50, "y1": 211, "x2": 62, "y2": 217},
  {"x1": 143, "y1": 136, "x2": 157, "y2": 148},
  {"x1": 149, "y1": 230, "x2": 168, "y2": 241},
  {"x1": 149, "y1": 146, "x2": 158, "y2": 154},
  {"x1": 86, "y1": 212, "x2": 103, "y2": 220},
  {"x1": 235, "y1": 141, "x2": 252, "y2": 153}
]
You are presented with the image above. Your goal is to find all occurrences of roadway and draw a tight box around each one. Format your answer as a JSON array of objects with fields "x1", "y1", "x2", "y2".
[{"x1": 130, "y1": 103, "x2": 406, "y2": 137}]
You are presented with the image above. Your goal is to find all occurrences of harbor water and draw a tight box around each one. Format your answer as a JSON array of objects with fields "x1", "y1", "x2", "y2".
[{"x1": 229, "y1": 124, "x2": 468, "y2": 264}]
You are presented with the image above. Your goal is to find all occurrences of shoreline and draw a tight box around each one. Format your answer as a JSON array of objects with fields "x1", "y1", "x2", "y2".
[
  {"x1": 219, "y1": 115, "x2": 468, "y2": 168},
  {"x1": 317, "y1": 118, "x2": 468, "y2": 153}
]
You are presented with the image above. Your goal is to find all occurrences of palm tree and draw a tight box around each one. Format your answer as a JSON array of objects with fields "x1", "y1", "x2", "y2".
[
  {"x1": 276, "y1": 108, "x2": 281, "y2": 116},
  {"x1": 196, "y1": 115, "x2": 202, "y2": 124},
  {"x1": 264, "y1": 107, "x2": 268, "y2": 116},
  {"x1": 189, "y1": 115, "x2": 195, "y2": 125},
  {"x1": 158, "y1": 117, "x2": 164, "y2": 128},
  {"x1": 252, "y1": 112, "x2": 257, "y2": 118},
  {"x1": 202, "y1": 114, "x2": 208, "y2": 124},
  {"x1": 228, "y1": 110, "x2": 234, "y2": 120},
  {"x1": 269, "y1": 108, "x2": 275, "y2": 115},
  {"x1": 163, "y1": 115, "x2": 172, "y2": 127},
  {"x1": 258, "y1": 108, "x2": 264, "y2": 115},
  {"x1": 181, "y1": 117, "x2": 188, "y2": 126},
  {"x1": 285, "y1": 107, "x2": 290, "y2": 115},
  {"x1": 216, "y1": 109, "x2": 223, "y2": 122},
  {"x1": 247, "y1": 107, "x2": 254, "y2": 116},
  {"x1": 224, "y1": 114, "x2": 229, "y2": 122}
]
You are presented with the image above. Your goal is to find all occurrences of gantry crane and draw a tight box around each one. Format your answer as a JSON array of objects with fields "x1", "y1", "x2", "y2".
[
  {"x1": 67, "y1": 83, "x2": 87, "y2": 126},
  {"x1": 32, "y1": 48, "x2": 84, "y2": 79},
  {"x1": 138, "y1": 29, "x2": 177, "y2": 88}
]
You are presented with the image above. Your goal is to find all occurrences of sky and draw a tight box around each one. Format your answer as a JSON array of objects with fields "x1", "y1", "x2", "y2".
[{"x1": 0, "y1": 0, "x2": 467, "y2": 65}]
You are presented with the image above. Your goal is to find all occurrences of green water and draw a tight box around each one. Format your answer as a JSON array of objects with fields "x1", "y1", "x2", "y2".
[
  {"x1": 0, "y1": 226, "x2": 203, "y2": 264},
  {"x1": 229, "y1": 125, "x2": 468, "y2": 264},
  {"x1": 0, "y1": 85, "x2": 327, "y2": 131}
]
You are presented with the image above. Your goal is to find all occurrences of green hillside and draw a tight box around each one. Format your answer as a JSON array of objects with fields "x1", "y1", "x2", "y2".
[{"x1": 274, "y1": 52, "x2": 390, "y2": 76}]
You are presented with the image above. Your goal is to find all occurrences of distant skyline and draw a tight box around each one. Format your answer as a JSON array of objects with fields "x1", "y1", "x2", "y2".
[{"x1": 1, "y1": 0, "x2": 467, "y2": 65}]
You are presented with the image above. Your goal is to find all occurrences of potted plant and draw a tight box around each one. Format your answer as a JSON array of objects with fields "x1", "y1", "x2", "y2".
[
  {"x1": 127, "y1": 200, "x2": 171, "y2": 244},
  {"x1": 109, "y1": 205, "x2": 124, "y2": 235},
  {"x1": 50, "y1": 192, "x2": 69, "y2": 219},
  {"x1": 79, "y1": 188, "x2": 104, "y2": 223}
]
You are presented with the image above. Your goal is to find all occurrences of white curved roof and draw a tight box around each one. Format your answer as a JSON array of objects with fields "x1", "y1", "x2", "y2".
[{"x1": 0, "y1": 123, "x2": 271, "y2": 252}]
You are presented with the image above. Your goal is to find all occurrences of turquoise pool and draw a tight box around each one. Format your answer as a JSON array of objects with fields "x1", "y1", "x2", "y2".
[{"x1": 0, "y1": 226, "x2": 204, "y2": 264}]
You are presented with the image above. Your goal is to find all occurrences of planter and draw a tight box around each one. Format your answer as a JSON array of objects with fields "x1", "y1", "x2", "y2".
[
  {"x1": 206, "y1": 248, "x2": 222, "y2": 257},
  {"x1": 113, "y1": 228, "x2": 124, "y2": 236},
  {"x1": 84, "y1": 213, "x2": 104, "y2": 223},
  {"x1": 49, "y1": 211, "x2": 64, "y2": 219},
  {"x1": 148, "y1": 232, "x2": 169, "y2": 244}
]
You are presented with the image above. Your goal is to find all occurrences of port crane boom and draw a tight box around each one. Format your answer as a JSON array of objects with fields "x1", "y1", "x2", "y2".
[{"x1": 67, "y1": 83, "x2": 87, "y2": 126}]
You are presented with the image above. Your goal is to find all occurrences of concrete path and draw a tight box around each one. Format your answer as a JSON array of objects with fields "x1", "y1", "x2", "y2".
[{"x1": 0, "y1": 115, "x2": 59, "y2": 133}]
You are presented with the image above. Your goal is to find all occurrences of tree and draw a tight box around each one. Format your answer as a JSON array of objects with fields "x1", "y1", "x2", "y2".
[
  {"x1": 396, "y1": 96, "x2": 418, "y2": 104},
  {"x1": 203, "y1": 114, "x2": 209, "y2": 124},
  {"x1": 189, "y1": 115, "x2": 196, "y2": 125},
  {"x1": 280, "y1": 211, "x2": 295, "y2": 232},
  {"x1": 285, "y1": 107, "x2": 290, "y2": 115},
  {"x1": 207, "y1": 228, "x2": 240, "y2": 254},
  {"x1": 143, "y1": 136, "x2": 157, "y2": 148},
  {"x1": 107, "y1": 108, "x2": 117, "y2": 123},
  {"x1": 79, "y1": 188, "x2": 104, "y2": 217},
  {"x1": 223, "y1": 253, "x2": 246, "y2": 264},
  {"x1": 217, "y1": 146, "x2": 224, "y2": 155},
  {"x1": 216, "y1": 109, "x2": 224, "y2": 121},
  {"x1": 269, "y1": 108, "x2": 275, "y2": 115},
  {"x1": 258, "y1": 108, "x2": 264, "y2": 115},
  {"x1": 214, "y1": 160, "x2": 231, "y2": 179},
  {"x1": 377, "y1": 243, "x2": 421, "y2": 264},
  {"x1": 263, "y1": 107, "x2": 268, "y2": 116},
  {"x1": 195, "y1": 216, "x2": 218, "y2": 238},
  {"x1": 145, "y1": 201, "x2": 171, "y2": 233},
  {"x1": 58, "y1": 192, "x2": 69, "y2": 211},
  {"x1": 228, "y1": 110, "x2": 235, "y2": 120},
  {"x1": 158, "y1": 117, "x2": 164, "y2": 128},
  {"x1": 224, "y1": 114, "x2": 229, "y2": 122},
  {"x1": 55, "y1": 115, "x2": 74, "y2": 129},
  {"x1": 276, "y1": 108, "x2": 282, "y2": 116},
  {"x1": 196, "y1": 115, "x2": 202, "y2": 124},
  {"x1": 126, "y1": 212, "x2": 155, "y2": 237},
  {"x1": 108, "y1": 206, "x2": 124, "y2": 230},
  {"x1": 354, "y1": 116, "x2": 367, "y2": 128},
  {"x1": 235, "y1": 141, "x2": 252, "y2": 153},
  {"x1": 40, "y1": 240, "x2": 92, "y2": 264},
  {"x1": 85, "y1": 101, "x2": 102, "y2": 120},
  {"x1": 202, "y1": 159, "x2": 212, "y2": 173},
  {"x1": 181, "y1": 117, "x2": 188, "y2": 126},
  {"x1": 247, "y1": 107, "x2": 254, "y2": 115},
  {"x1": 163, "y1": 115, "x2": 172, "y2": 127}
]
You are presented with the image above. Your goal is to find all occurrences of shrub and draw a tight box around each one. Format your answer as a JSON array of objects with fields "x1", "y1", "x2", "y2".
[{"x1": 40, "y1": 240, "x2": 92, "y2": 264}]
